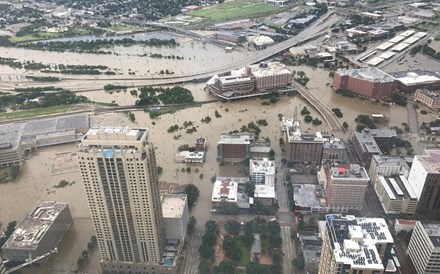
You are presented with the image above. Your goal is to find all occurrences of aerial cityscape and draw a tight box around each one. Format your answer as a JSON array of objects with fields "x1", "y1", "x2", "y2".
[{"x1": 0, "y1": 0, "x2": 440, "y2": 273}]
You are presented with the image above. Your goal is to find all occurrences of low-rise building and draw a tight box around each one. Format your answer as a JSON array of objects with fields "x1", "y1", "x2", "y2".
[
  {"x1": 333, "y1": 67, "x2": 397, "y2": 99},
  {"x1": 213, "y1": 32, "x2": 246, "y2": 44},
  {"x1": 300, "y1": 231, "x2": 322, "y2": 274},
  {"x1": 211, "y1": 179, "x2": 238, "y2": 208},
  {"x1": 407, "y1": 221, "x2": 440, "y2": 274},
  {"x1": 414, "y1": 88, "x2": 440, "y2": 109},
  {"x1": 394, "y1": 219, "x2": 416, "y2": 234},
  {"x1": 352, "y1": 128, "x2": 397, "y2": 162},
  {"x1": 1, "y1": 201, "x2": 72, "y2": 262},
  {"x1": 369, "y1": 155, "x2": 412, "y2": 185},
  {"x1": 294, "y1": 184, "x2": 327, "y2": 214},
  {"x1": 195, "y1": 137, "x2": 207, "y2": 152},
  {"x1": 391, "y1": 70, "x2": 440, "y2": 93},
  {"x1": 161, "y1": 194, "x2": 189, "y2": 242},
  {"x1": 217, "y1": 133, "x2": 253, "y2": 162},
  {"x1": 254, "y1": 184, "x2": 276, "y2": 206},
  {"x1": 318, "y1": 214, "x2": 394, "y2": 274},
  {"x1": 322, "y1": 138, "x2": 347, "y2": 164},
  {"x1": 250, "y1": 158, "x2": 275, "y2": 187},
  {"x1": 325, "y1": 164, "x2": 370, "y2": 212}
]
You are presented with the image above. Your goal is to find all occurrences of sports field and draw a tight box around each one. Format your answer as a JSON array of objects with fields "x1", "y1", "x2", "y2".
[{"x1": 190, "y1": 0, "x2": 281, "y2": 23}]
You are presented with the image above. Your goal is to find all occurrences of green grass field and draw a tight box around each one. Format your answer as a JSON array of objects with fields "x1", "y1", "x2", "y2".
[
  {"x1": 190, "y1": 0, "x2": 280, "y2": 23},
  {"x1": 0, "y1": 105, "x2": 74, "y2": 121},
  {"x1": 10, "y1": 32, "x2": 62, "y2": 43},
  {"x1": 236, "y1": 240, "x2": 251, "y2": 266}
]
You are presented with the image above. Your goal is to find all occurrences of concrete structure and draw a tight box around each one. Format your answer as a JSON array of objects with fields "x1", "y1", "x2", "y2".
[
  {"x1": 407, "y1": 150, "x2": 440, "y2": 213},
  {"x1": 333, "y1": 67, "x2": 397, "y2": 99},
  {"x1": 211, "y1": 179, "x2": 238, "y2": 207},
  {"x1": 161, "y1": 194, "x2": 189, "y2": 242},
  {"x1": 294, "y1": 184, "x2": 327, "y2": 214},
  {"x1": 325, "y1": 164, "x2": 370, "y2": 212},
  {"x1": 414, "y1": 88, "x2": 440, "y2": 109},
  {"x1": 249, "y1": 142, "x2": 271, "y2": 159},
  {"x1": 322, "y1": 138, "x2": 347, "y2": 164},
  {"x1": 394, "y1": 219, "x2": 416, "y2": 234},
  {"x1": 217, "y1": 133, "x2": 253, "y2": 162},
  {"x1": 195, "y1": 137, "x2": 207, "y2": 151},
  {"x1": 206, "y1": 62, "x2": 292, "y2": 100},
  {"x1": 369, "y1": 155, "x2": 412, "y2": 185},
  {"x1": 352, "y1": 128, "x2": 397, "y2": 162},
  {"x1": 282, "y1": 118, "x2": 325, "y2": 164},
  {"x1": 252, "y1": 35, "x2": 274, "y2": 47},
  {"x1": 1, "y1": 201, "x2": 72, "y2": 262},
  {"x1": 250, "y1": 158, "x2": 275, "y2": 187},
  {"x1": 374, "y1": 176, "x2": 418, "y2": 214},
  {"x1": 407, "y1": 221, "x2": 440, "y2": 274},
  {"x1": 175, "y1": 151, "x2": 205, "y2": 163},
  {"x1": 391, "y1": 70, "x2": 440, "y2": 93},
  {"x1": 300, "y1": 231, "x2": 322, "y2": 274},
  {"x1": 213, "y1": 32, "x2": 246, "y2": 44},
  {"x1": 254, "y1": 184, "x2": 276, "y2": 205},
  {"x1": 318, "y1": 214, "x2": 394, "y2": 274},
  {"x1": 78, "y1": 127, "x2": 172, "y2": 273},
  {"x1": 0, "y1": 115, "x2": 89, "y2": 166}
]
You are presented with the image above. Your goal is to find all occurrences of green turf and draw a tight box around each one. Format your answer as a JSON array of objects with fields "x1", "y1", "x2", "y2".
[
  {"x1": 10, "y1": 32, "x2": 62, "y2": 43},
  {"x1": 236, "y1": 240, "x2": 251, "y2": 266},
  {"x1": 0, "y1": 105, "x2": 74, "y2": 121},
  {"x1": 189, "y1": 0, "x2": 280, "y2": 22}
]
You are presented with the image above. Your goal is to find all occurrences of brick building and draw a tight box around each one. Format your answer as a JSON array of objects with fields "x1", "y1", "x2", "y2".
[
  {"x1": 217, "y1": 133, "x2": 254, "y2": 162},
  {"x1": 333, "y1": 67, "x2": 397, "y2": 99}
]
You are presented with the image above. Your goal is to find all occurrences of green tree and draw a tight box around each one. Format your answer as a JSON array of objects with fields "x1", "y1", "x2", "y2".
[
  {"x1": 244, "y1": 181, "x2": 255, "y2": 197},
  {"x1": 343, "y1": 121, "x2": 349, "y2": 129},
  {"x1": 188, "y1": 216, "x2": 197, "y2": 234},
  {"x1": 300, "y1": 106, "x2": 310, "y2": 115},
  {"x1": 223, "y1": 237, "x2": 242, "y2": 261},
  {"x1": 205, "y1": 220, "x2": 219, "y2": 234},
  {"x1": 185, "y1": 184, "x2": 200, "y2": 208},
  {"x1": 267, "y1": 220, "x2": 281, "y2": 236},
  {"x1": 199, "y1": 259, "x2": 212, "y2": 273},
  {"x1": 225, "y1": 220, "x2": 241, "y2": 235},
  {"x1": 292, "y1": 256, "x2": 305, "y2": 270},
  {"x1": 269, "y1": 149, "x2": 275, "y2": 160},
  {"x1": 214, "y1": 260, "x2": 237, "y2": 274},
  {"x1": 246, "y1": 262, "x2": 268, "y2": 274},
  {"x1": 304, "y1": 115, "x2": 313, "y2": 123}
]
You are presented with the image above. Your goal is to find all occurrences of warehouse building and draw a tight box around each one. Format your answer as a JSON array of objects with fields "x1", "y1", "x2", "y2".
[{"x1": 391, "y1": 70, "x2": 440, "y2": 93}]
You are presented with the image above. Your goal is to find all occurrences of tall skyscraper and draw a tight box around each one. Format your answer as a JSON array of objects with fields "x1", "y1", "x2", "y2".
[{"x1": 78, "y1": 127, "x2": 165, "y2": 273}]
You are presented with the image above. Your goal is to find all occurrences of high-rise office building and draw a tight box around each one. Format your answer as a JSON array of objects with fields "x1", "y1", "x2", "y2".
[
  {"x1": 78, "y1": 127, "x2": 165, "y2": 273},
  {"x1": 407, "y1": 221, "x2": 440, "y2": 274},
  {"x1": 318, "y1": 214, "x2": 394, "y2": 274}
]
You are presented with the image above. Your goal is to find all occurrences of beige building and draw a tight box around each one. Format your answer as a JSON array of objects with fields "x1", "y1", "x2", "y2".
[
  {"x1": 374, "y1": 176, "x2": 418, "y2": 214},
  {"x1": 78, "y1": 127, "x2": 170, "y2": 274},
  {"x1": 407, "y1": 221, "x2": 440, "y2": 274},
  {"x1": 414, "y1": 88, "x2": 440, "y2": 109},
  {"x1": 319, "y1": 214, "x2": 395, "y2": 274},
  {"x1": 369, "y1": 155, "x2": 411, "y2": 185},
  {"x1": 325, "y1": 164, "x2": 370, "y2": 212},
  {"x1": 281, "y1": 118, "x2": 325, "y2": 165}
]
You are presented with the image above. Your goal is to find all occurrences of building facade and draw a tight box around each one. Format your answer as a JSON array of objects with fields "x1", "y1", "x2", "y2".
[
  {"x1": 161, "y1": 194, "x2": 189, "y2": 243},
  {"x1": 352, "y1": 128, "x2": 397, "y2": 163},
  {"x1": 322, "y1": 138, "x2": 347, "y2": 164},
  {"x1": 217, "y1": 133, "x2": 253, "y2": 162},
  {"x1": 407, "y1": 150, "x2": 440, "y2": 213},
  {"x1": 325, "y1": 165, "x2": 370, "y2": 212},
  {"x1": 369, "y1": 155, "x2": 411, "y2": 185},
  {"x1": 282, "y1": 118, "x2": 324, "y2": 164},
  {"x1": 78, "y1": 127, "x2": 167, "y2": 273},
  {"x1": 374, "y1": 176, "x2": 418, "y2": 214},
  {"x1": 407, "y1": 221, "x2": 440, "y2": 274},
  {"x1": 414, "y1": 89, "x2": 440, "y2": 109},
  {"x1": 333, "y1": 67, "x2": 397, "y2": 99},
  {"x1": 1, "y1": 201, "x2": 72, "y2": 263},
  {"x1": 250, "y1": 158, "x2": 275, "y2": 187},
  {"x1": 318, "y1": 214, "x2": 394, "y2": 274}
]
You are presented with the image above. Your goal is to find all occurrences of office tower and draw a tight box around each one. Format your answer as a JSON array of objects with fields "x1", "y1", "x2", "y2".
[
  {"x1": 319, "y1": 214, "x2": 394, "y2": 274},
  {"x1": 407, "y1": 150, "x2": 440, "y2": 212},
  {"x1": 78, "y1": 127, "x2": 165, "y2": 273},
  {"x1": 407, "y1": 221, "x2": 440, "y2": 274}
]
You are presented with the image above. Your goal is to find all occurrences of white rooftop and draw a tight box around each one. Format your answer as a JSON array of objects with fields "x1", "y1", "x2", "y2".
[
  {"x1": 254, "y1": 184, "x2": 276, "y2": 199},
  {"x1": 212, "y1": 179, "x2": 238, "y2": 203},
  {"x1": 161, "y1": 194, "x2": 187, "y2": 219}
]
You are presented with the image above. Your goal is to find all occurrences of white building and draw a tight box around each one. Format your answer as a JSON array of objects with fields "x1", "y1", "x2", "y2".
[
  {"x1": 407, "y1": 221, "x2": 440, "y2": 274},
  {"x1": 211, "y1": 179, "x2": 238, "y2": 206},
  {"x1": 394, "y1": 219, "x2": 416, "y2": 234},
  {"x1": 369, "y1": 155, "x2": 411, "y2": 184},
  {"x1": 254, "y1": 184, "x2": 276, "y2": 205},
  {"x1": 407, "y1": 150, "x2": 440, "y2": 212},
  {"x1": 375, "y1": 176, "x2": 418, "y2": 214},
  {"x1": 161, "y1": 194, "x2": 189, "y2": 242},
  {"x1": 319, "y1": 215, "x2": 395, "y2": 274},
  {"x1": 250, "y1": 158, "x2": 275, "y2": 187}
]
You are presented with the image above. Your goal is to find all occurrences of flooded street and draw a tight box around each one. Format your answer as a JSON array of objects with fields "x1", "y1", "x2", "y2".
[{"x1": 0, "y1": 30, "x2": 431, "y2": 273}]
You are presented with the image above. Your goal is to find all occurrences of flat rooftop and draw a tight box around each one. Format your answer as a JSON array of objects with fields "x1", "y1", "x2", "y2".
[
  {"x1": 254, "y1": 184, "x2": 276, "y2": 199},
  {"x1": 218, "y1": 133, "x2": 254, "y2": 145},
  {"x1": 250, "y1": 158, "x2": 275, "y2": 175},
  {"x1": 421, "y1": 222, "x2": 440, "y2": 247},
  {"x1": 281, "y1": 118, "x2": 325, "y2": 143},
  {"x1": 294, "y1": 184, "x2": 325, "y2": 208},
  {"x1": 391, "y1": 70, "x2": 440, "y2": 86},
  {"x1": 0, "y1": 115, "x2": 88, "y2": 149},
  {"x1": 331, "y1": 164, "x2": 369, "y2": 180},
  {"x1": 378, "y1": 176, "x2": 417, "y2": 200},
  {"x1": 337, "y1": 67, "x2": 395, "y2": 83},
  {"x1": 161, "y1": 194, "x2": 187, "y2": 219},
  {"x1": 415, "y1": 150, "x2": 440, "y2": 174},
  {"x1": 326, "y1": 215, "x2": 393, "y2": 269},
  {"x1": 416, "y1": 89, "x2": 440, "y2": 99},
  {"x1": 84, "y1": 127, "x2": 146, "y2": 141},
  {"x1": 250, "y1": 62, "x2": 291, "y2": 77},
  {"x1": 2, "y1": 201, "x2": 69, "y2": 250},
  {"x1": 212, "y1": 179, "x2": 238, "y2": 203},
  {"x1": 323, "y1": 139, "x2": 346, "y2": 149}
]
